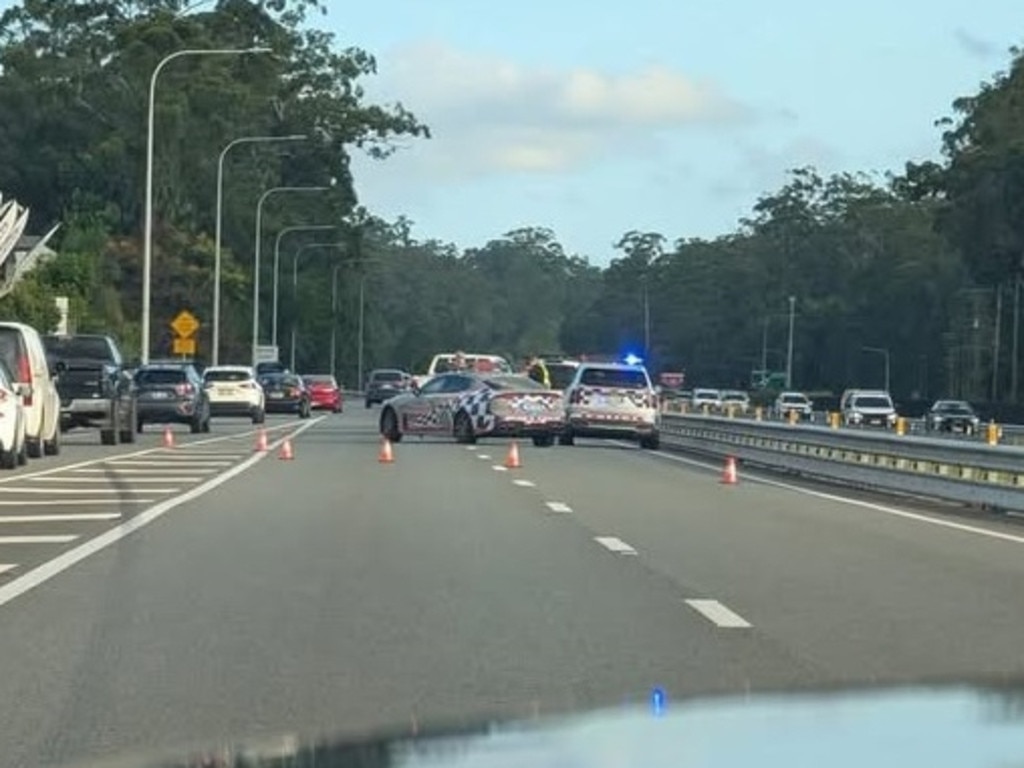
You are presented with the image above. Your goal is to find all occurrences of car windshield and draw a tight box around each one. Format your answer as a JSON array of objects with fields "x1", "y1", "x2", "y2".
[
  {"x1": 547, "y1": 364, "x2": 578, "y2": 390},
  {"x1": 853, "y1": 396, "x2": 892, "y2": 409},
  {"x1": 722, "y1": 392, "x2": 747, "y2": 401},
  {"x1": 782, "y1": 394, "x2": 809, "y2": 404},
  {"x1": 936, "y1": 401, "x2": 973, "y2": 414},
  {"x1": 304, "y1": 375, "x2": 336, "y2": 386},
  {"x1": 42, "y1": 336, "x2": 111, "y2": 359},
  {"x1": 485, "y1": 375, "x2": 545, "y2": 390},
  {"x1": 694, "y1": 390, "x2": 719, "y2": 398},
  {"x1": 204, "y1": 370, "x2": 251, "y2": 383},
  {"x1": 373, "y1": 371, "x2": 405, "y2": 382},
  {"x1": 135, "y1": 369, "x2": 186, "y2": 385},
  {"x1": 579, "y1": 367, "x2": 649, "y2": 389}
]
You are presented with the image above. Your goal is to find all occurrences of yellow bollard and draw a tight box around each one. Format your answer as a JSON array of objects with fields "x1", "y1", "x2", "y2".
[
  {"x1": 787, "y1": 408, "x2": 798, "y2": 426},
  {"x1": 987, "y1": 420, "x2": 999, "y2": 446},
  {"x1": 895, "y1": 416, "x2": 906, "y2": 436},
  {"x1": 727, "y1": 405, "x2": 736, "y2": 419},
  {"x1": 829, "y1": 411, "x2": 840, "y2": 429},
  {"x1": 754, "y1": 406, "x2": 763, "y2": 421},
  {"x1": 702, "y1": 404, "x2": 709, "y2": 416}
]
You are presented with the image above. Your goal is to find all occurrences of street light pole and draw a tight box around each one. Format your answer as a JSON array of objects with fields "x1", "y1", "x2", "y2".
[
  {"x1": 251, "y1": 185, "x2": 332, "y2": 367},
  {"x1": 213, "y1": 134, "x2": 305, "y2": 365},
  {"x1": 785, "y1": 295, "x2": 796, "y2": 389},
  {"x1": 142, "y1": 45, "x2": 270, "y2": 365},
  {"x1": 331, "y1": 263, "x2": 340, "y2": 378},
  {"x1": 358, "y1": 274, "x2": 366, "y2": 390},
  {"x1": 273, "y1": 225, "x2": 336, "y2": 347}
]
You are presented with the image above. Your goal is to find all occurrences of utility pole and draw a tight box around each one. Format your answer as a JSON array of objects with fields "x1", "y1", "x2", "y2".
[
  {"x1": 993, "y1": 283, "x2": 1003, "y2": 402},
  {"x1": 785, "y1": 296, "x2": 796, "y2": 389},
  {"x1": 1012, "y1": 275, "x2": 1020, "y2": 403}
]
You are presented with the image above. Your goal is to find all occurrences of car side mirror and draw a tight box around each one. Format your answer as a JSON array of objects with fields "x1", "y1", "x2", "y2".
[{"x1": 15, "y1": 383, "x2": 31, "y2": 398}]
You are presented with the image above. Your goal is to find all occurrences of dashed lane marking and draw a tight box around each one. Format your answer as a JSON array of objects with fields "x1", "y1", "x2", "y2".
[
  {"x1": 0, "y1": 565, "x2": 14, "y2": 574},
  {"x1": 685, "y1": 599, "x2": 752, "y2": 628},
  {"x1": 0, "y1": 487, "x2": 179, "y2": 494},
  {"x1": 545, "y1": 502, "x2": 573, "y2": 514},
  {"x1": 0, "y1": 513, "x2": 120, "y2": 523},
  {"x1": 476, "y1": 454, "x2": 492, "y2": 460},
  {"x1": 594, "y1": 536, "x2": 637, "y2": 555},
  {"x1": 101, "y1": 460, "x2": 234, "y2": 467},
  {"x1": 29, "y1": 476, "x2": 199, "y2": 483},
  {"x1": 513, "y1": 480, "x2": 536, "y2": 487},
  {"x1": 492, "y1": 465, "x2": 508, "y2": 472},
  {"x1": 0, "y1": 499, "x2": 155, "y2": 506},
  {"x1": 0, "y1": 535, "x2": 78, "y2": 544}
]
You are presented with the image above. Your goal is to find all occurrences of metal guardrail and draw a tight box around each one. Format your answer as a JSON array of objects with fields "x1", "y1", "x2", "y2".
[{"x1": 659, "y1": 412, "x2": 1024, "y2": 513}]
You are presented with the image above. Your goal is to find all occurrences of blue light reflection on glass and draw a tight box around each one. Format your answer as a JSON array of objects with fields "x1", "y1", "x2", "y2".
[{"x1": 651, "y1": 687, "x2": 666, "y2": 717}]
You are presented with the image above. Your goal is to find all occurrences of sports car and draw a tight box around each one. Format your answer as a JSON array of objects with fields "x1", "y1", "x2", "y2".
[{"x1": 379, "y1": 371, "x2": 564, "y2": 447}]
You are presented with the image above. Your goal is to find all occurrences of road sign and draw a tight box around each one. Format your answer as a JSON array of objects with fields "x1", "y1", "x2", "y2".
[
  {"x1": 172, "y1": 337, "x2": 196, "y2": 356},
  {"x1": 254, "y1": 345, "x2": 279, "y2": 364},
  {"x1": 170, "y1": 309, "x2": 200, "y2": 339}
]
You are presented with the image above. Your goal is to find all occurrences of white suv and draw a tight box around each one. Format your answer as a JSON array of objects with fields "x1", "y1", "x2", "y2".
[
  {"x1": 842, "y1": 389, "x2": 897, "y2": 428},
  {"x1": 562, "y1": 362, "x2": 660, "y2": 449},
  {"x1": 203, "y1": 366, "x2": 265, "y2": 424}
]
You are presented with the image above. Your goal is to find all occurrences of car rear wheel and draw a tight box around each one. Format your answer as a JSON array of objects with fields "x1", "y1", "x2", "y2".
[
  {"x1": 252, "y1": 407, "x2": 265, "y2": 425},
  {"x1": 26, "y1": 437, "x2": 42, "y2": 458},
  {"x1": 454, "y1": 412, "x2": 476, "y2": 444},
  {"x1": 380, "y1": 408, "x2": 402, "y2": 443},
  {"x1": 17, "y1": 435, "x2": 28, "y2": 465},
  {"x1": 639, "y1": 433, "x2": 661, "y2": 450},
  {"x1": 558, "y1": 431, "x2": 575, "y2": 447},
  {"x1": 43, "y1": 425, "x2": 60, "y2": 456},
  {"x1": 0, "y1": 445, "x2": 16, "y2": 470},
  {"x1": 532, "y1": 434, "x2": 554, "y2": 448}
]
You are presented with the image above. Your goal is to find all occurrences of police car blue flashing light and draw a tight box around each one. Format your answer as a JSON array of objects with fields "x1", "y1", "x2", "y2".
[{"x1": 623, "y1": 353, "x2": 644, "y2": 366}]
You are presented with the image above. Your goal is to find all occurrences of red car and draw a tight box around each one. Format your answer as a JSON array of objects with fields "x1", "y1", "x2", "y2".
[{"x1": 302, "y1": 374, "x2": 343, "y2": 413}]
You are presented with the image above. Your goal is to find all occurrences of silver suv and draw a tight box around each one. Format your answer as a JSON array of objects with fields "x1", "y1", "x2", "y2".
[{"x1": 842, "y1": 389, "x2": 897, "y2": 428}]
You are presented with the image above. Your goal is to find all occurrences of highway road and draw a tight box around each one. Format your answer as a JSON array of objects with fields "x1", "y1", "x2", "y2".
[{"x1": 1, "y1": 408, "x2": 1024, "y2": 765}]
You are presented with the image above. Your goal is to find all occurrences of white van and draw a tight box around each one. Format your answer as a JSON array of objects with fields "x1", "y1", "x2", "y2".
[{"x1": 0, "y1": 322, "x2": 61, "y2": 456}]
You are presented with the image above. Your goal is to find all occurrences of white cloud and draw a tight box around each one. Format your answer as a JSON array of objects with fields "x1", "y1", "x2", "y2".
[{"x1": 364, "y1": 41, "x2": 752, "y2": 180}]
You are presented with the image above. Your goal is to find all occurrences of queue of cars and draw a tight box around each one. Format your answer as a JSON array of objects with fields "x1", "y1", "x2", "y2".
[{"x1": 372, "y1": 355, "x2": 661, "y2": 449}]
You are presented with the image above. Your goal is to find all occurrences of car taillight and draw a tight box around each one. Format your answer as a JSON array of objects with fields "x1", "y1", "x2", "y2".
[
  {"x1": 17, "y1": 355, "x2": 31, "y2": 406},
  {"x1": 175, "y1": 383, "x2": 193, "y2": 396}
]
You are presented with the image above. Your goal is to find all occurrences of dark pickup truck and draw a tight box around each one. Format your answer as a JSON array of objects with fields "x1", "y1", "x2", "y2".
[{"x1": 43, "y1": 334, "x2": 137, "y2": 445}]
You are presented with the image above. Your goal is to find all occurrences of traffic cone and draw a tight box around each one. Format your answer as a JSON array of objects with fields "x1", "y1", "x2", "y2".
[
  {"x1": 378, "y1": 436, "x2": 394, "y2": 464},
  {"x1": 504, "y1": 440, "x2": 522, "y2": 469},
  {"x1": 162, "y1": 426, "x2": 174, "y2": 449},
  {"x1": 278, "y1": 438, "x2": 294, "y2": 461},
  {"x1": 720, "y1": 455, "x2": 738, "y2": 485},
  {"x1": 254, "y1": 428, "x2": 268, "y2": 452}
]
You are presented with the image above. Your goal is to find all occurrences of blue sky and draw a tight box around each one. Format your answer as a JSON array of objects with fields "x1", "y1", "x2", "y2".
[
  {"x1": 1, "y1": 1, "x2": 1020, "y2": 264},
  {"x1": 334, "y1": 0, "x2": 1023, "y2": 263}
]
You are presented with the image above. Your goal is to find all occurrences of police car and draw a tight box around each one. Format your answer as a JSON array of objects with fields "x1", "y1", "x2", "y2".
[{"x1": 561, "y1": 357, "x2": 660, "y2": 449}]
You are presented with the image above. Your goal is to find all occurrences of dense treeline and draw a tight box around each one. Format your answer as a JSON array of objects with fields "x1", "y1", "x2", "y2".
[{"x1": 0, "y1": 1, "x2": 1021, "y2": 402}]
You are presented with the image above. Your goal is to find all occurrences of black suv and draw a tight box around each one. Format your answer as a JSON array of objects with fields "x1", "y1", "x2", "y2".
[{"x1": 134, "y1": 363, "x2": 211, "y2": 433}]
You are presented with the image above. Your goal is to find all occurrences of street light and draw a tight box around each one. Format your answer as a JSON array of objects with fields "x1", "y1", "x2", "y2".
[
  {"x1": 251, "y1": 184, "x2": 334, "y2": 366},
  {"x1": 141, "y1": 45, "x2": 272, "y2": 365},
  {"x1": 785, "y1": 295, "x2": 796, "y2": 389},
  {"x1": 213, "y1": 133, "x2": 307, "y2": 365},
  {"x1": 272, "y1": 224, "x2": 337, "y2": 346},
  {"x1": 862, "y1": 346, "x2": 891, "y2": 392}
]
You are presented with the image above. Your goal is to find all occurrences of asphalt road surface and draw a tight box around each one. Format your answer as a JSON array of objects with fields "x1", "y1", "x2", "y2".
[{"x1": 1, "y1": 408, "x2": 1023, "y2": 766}]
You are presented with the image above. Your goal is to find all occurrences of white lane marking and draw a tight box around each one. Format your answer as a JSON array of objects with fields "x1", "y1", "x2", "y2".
[
  {"x1": 0, "y1": 564, "x2": 15, "y2": 574},
  {"x1": 477, "y1": 454, "x2": 492, "y2": 460},
  {"x1": 159, "y1": 451, "x2": 246, "y2": 457},
  {"x1": 0, "y1": 416, "x2": 325, "y2": 610},
  {"x1": 0, "y1": 513, "x2": 120, "y2": 523},
  {"x1": 0, "y1": 535, "x2": 78, "y2": 544},
  {"x1": 492, "y1": 465, "x2": 508, "y2": 472},
  {"x1": 513, "y1": 480, "x2": 536, "y2": 487},
  {"x1": 28, "y1": 476, "x2": 199, "y2": 483},
  {"x1": 73, "y1": 468, "x2": 217, "y2": 475},
  {"x1": 685, "y1": 599, "x2": 752, "y2": 628},
  {"x1": 0, "y1": 487, "x2": 179, "y2": 495},
  {"x1": 104, "y1": 460, "x2": 233, "y2": 467},
  {"x1": 465, "y1": 446, "x2": 477, "y2": 451},
  {"x1": 643, "y1": 447, "x2": 1024, "y2": 548},
  {"x1": 594, "y1": 536, "x2": 637, "y2": 554},
  {"x1": 0, "y1": 499, "x2": 155, "y2": 506},
  {"x1": 545, "y1": 501, "x2": 572, "y2": 514},
  {"x1": 0, "y1": 421, "x2": 299, "y2": 486}
]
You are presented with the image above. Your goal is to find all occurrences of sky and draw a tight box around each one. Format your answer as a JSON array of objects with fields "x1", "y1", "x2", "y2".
[
  {"x1": 1, "y1": 1, "x2": 1020, "y2": 264},
  {"x1": 331, "y1": 0, "x2": 1023, "y2": 263}
]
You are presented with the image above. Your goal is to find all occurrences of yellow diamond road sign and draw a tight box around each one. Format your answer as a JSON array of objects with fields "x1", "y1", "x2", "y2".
[{"x1": 170, "y1": 310, "x2": 199, "y2": 339}]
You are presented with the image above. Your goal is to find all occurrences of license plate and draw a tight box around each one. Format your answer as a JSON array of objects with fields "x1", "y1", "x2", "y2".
[
  {"x1": 269, "y1": 392, "x2": 284, "y2": 399},
  {"x1": 146, "y1": 391, "x2": 169, "y2": 399},
  {"x1": 218, "y1": 387, "x2": 237, "y2": 395}
]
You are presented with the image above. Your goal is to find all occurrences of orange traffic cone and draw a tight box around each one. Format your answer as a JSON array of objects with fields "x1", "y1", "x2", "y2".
[
  {"x1": 720, "y1": 455, "x2": 738, "y2": 485},
  {"x1": 278, "y1": 438, "x2": 294, "y2": 461},
  {"x1": 504, "y1": 440, "x2": 522, "y2": 469},
  {"x1": 254, "y1": 428, "x2": 268, "y2": 452},
  {"x1": 378, "y1": 437, "x2": 394, "y2": 464},
  {"x1": 162, "y1": 426, "x2": 175, "y2": 449}
]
